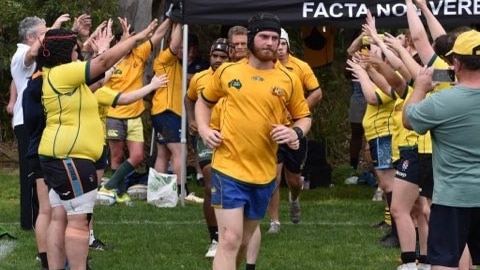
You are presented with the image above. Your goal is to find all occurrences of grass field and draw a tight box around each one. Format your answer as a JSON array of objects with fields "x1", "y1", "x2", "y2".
[{"x1": 0, "y1": 166, "x2": 400, "y2": 269}]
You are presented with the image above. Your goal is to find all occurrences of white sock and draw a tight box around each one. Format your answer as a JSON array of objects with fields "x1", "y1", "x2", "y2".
[
  {"x1": 197, "y1": 173, "x2": 203, "y2": 179},
  {"x1": 89, "y1": 230, "x2": 95, "y2": 245}
]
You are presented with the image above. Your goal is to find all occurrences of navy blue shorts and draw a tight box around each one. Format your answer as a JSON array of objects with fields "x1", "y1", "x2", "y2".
[
  {"x1": 27, "y1": 156, "x2": 43, "y2": 181},
  {"x1": 151, "y1": 111, "x2": 181, "y2": 144},
  {"x1": 277, "y1": 137, "x2": 308, "y2": 174},
  {"x1": 428, "y1": 204, "x2": 480, "y2": 267},
  {"x1": 394, "y1": 146, "x2": 419, "y2": 185},
  {"x1": 93, "y1": 145, "x2": 108, "y2": 170},
  {"x1": 418, "y1": 154, "x2": 433, "y2": 199}
]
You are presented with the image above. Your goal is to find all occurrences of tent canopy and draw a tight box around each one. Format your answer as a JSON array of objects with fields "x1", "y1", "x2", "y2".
[{"x1": 184, "y1": 0, "x2": 479, "y2": 28}]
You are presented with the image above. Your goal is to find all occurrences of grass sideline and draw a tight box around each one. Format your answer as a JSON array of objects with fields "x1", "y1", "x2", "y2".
[{"x1": 0, "y1": 166, "x2": 400, "y2": 269}]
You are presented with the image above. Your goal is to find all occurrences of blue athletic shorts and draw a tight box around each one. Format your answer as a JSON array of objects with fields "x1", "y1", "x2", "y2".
[
  {"x1": 210, "y1": 170, "x2": 276, "y2": 219},
  {"x1": 368, "y1": 135, "x2": 393, "y2": 169}
]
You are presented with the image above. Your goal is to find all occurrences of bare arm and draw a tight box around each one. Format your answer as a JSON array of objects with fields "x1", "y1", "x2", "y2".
[
  {"x1": 347, "y1": 32, "x2": 365, "y2": 56},
  {"x1": 384, "y1": 32, "x2": 421, "y2": 80},
  {"x1": 89, "y1": 19, "x2": 158, "y2": 79},
  {"x1": 346, "y1": 58, "x2": 378, "y2": 105},
  {"x1": 405, "y1": 0, "x2": 435, "y2": 65},
  {"x1": 305, "y1": 87, "x2": 322, "y2": 109},
  {"x1": 117, "y1": 74, "x2": 168, "y2": 105},
  {"x1": 150, "y1": 18, "x2": 172, "y2": 48},
  {"x1": 6, "y1": 81, "x2": 17, "y2": 115},
  {"x1": 403, "y1": 66, "x2": 434, "y2": 129},
  {"x1": 168, "y1": 23, "x2": 182, "y2": 55},
  {"x1": 184, "y1": 95, "x2": 197, "y2": 135},
  {"x1": 414, "y1": 0, "x2": 446, "y2": 41},
  {"x1": 196, "y1": 97, "x2": 223, "y2": 149}
]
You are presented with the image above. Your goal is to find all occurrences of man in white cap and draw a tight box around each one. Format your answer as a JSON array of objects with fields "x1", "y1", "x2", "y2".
[
  {"x1": 264, "y1": 27, "x2": 323, "y2": 233},
  {"x1": 404, "y1": 29, "x2": 480, "y2": 270}
]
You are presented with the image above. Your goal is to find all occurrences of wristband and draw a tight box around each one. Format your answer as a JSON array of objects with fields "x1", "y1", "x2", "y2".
[{"x1": 292, "y1": 127, "x2": 304, "y2": 140}]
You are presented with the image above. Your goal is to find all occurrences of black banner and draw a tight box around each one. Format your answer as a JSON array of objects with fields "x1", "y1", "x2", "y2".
[{"x1": 184, "y1": 0, "x2": 479, "y2": 28}]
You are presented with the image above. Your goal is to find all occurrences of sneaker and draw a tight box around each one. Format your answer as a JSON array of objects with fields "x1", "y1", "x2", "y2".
[
  {"x1": 89, "y1": 238, "x2": 108, "y2": 251},
  {"x1": 371, "y1": 220, "x2": 390, "y2": 230},
  {"x1": 205, "y1": 240, "x2": 218, "y2": 258},
  {"x1": 417, "y1": 263, "x2": 431, "y2": 270},
  {"x1": 372, "y1": 187, "x2": 384, "y2": 201},
  {"x1": 116, "y1": 193, "x2": 132, "y2": 204},
  {"x1": 397, "y1": 263, "x2": 418, "y2": 270},
  {"x1": 380, "y1": 231, "x2": 400, "y2": 248},
  {"x1": 185, "y1": 192, "x2": 204, "y2": 203},
  {"x1": 267, "y1": 221, "x2": 280, "y2": 234},
  {"x1": 288, "y1": 192, "x2": 301, "y2": 224}
]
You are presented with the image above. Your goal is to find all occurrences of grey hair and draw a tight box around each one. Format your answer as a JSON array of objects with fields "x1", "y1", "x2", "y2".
[{"x1": 18, "y1": 16, "x2": 46, "y2": 42}]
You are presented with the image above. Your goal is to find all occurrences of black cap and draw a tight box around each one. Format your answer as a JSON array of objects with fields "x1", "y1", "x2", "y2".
[{"x1": 247, "y1": 12, "x2": 281, "y2": 51}]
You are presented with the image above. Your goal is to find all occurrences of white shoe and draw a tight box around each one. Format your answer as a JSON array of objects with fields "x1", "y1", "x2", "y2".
[
  {"x1": 397, "y1": 263, "x2": 418, "y2": 270},
  {"x1": 267, "y1": 221, "x2": 280, "y2": 233},
  {"x1": 184, "y1": 192, "x2": 204, "y2": 203},
  {"x1": 205, "y1": 240, "x2": 218, "y2": 258},
  {"x1": 372, "y1": 187, "x2": 384, "y2": 202}
]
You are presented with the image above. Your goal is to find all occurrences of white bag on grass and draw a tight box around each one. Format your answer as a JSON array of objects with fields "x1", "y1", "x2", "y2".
[{"x1": 147, "y1": 168, "x2": 178, "y2": 208}]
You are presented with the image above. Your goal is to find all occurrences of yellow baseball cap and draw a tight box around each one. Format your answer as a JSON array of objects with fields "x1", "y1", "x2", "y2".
[{"x1": 446, "y1": 30, "x2": 480, "y2": 56}]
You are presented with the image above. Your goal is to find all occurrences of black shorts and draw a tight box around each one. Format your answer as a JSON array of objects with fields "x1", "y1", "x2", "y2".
[
  {"x1": 394, "y1": 146, "x2": 419, "y2": 185},
  {"x1": 418, "y1": 154, "x2": 433, "y2": 198},
  {"x1": 277, "y1": 137, "x2": 308, "y2": 174},
  {"x1": 428, "y1": 204, "x2": 480, "y2": 267},
  {"x1": 41, "y1": 158, "x2": 98, "y2": 201},
  {"x1": 27, "y1": 156, "x2": 43, "y2": 181}
]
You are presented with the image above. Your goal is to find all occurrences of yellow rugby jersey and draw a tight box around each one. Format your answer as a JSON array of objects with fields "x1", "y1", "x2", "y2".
[
  {"x1": 202, "y1": 61, "x2": 311, "y2": 185},
  {"x1": 105, "y1": 40, "x2": 152, "y2": 119},
  {"x1": 186, "y1": 67, "x2": 213, "y2": 101},
  {"x1": 391, "y1": 87, "x2": 419, "y2": 161},
  {"x1": 281, "y1": 55, "x2": 320, "y2": 93},
  {"x1": 417, "y1": 55, "x2": 452, "y2": 154},
  {"x1": 362, "y1": 87, "x2": 396, "y2": 142},
  {"x1": 185, "y1": 67, "x2": 222, "y2": 129},
  {"x1": 39, "y1": 61, "x2": 104, "y2": 161},
  {"x1": 152, "y1": 48, "x2": 183, "y2": 116}
]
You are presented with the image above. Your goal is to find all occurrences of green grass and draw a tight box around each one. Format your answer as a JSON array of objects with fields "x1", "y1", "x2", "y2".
[{"x1": 0, "y1": 166, "x2": 400, "y2": 269}]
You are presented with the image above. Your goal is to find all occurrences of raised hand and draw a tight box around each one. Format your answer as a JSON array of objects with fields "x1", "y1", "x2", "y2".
[{"x1": 51, "y1": 14, "x2": 71, "y2": 29}]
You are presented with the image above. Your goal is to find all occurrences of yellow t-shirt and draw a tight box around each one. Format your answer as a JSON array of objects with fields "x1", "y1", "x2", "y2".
[
  {"x1": 39, "y1": 61, "x2": 104, "y2": 161},
  {"x1": 362, "y1": 87, "x2": 396, "y2": 142},
  {"x1": 202, "y1": 61, "x2": 311, "y2": 185},
  {"x1": 418, "y1": 55, "x2": 452, "y2": 154},
  {"x1": 105, "y1": 40, "x2": 152, "y2": 119},
  {"x1": 391, "y1": 87, "x2": 419, "y2": 161},
  {"x1": 282, "y1": 55, "x2": 320, "y2": 93},
  {"x1": 152, "y1": 48, "x2": 183, "y2": 116}
]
